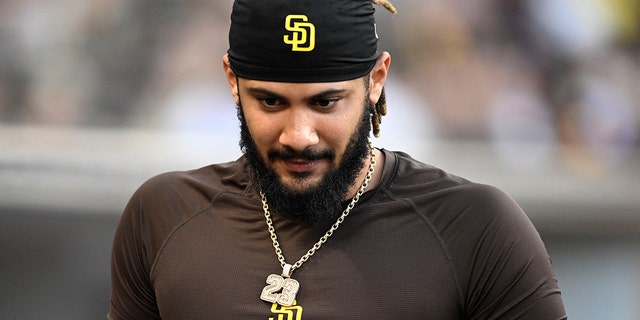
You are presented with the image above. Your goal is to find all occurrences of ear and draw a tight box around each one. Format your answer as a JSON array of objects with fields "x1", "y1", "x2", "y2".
[
  {"x1": 368, "y1": 52, "x2": 391, "y2": 105},
  {"x1": 222, "y1": 54, "x2": 240, "y2": 105}
]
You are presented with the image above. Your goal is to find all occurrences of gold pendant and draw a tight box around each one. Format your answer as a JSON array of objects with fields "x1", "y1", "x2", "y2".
[{"x1": 260, "y1": 264, "x2": 300, "y2": 306}]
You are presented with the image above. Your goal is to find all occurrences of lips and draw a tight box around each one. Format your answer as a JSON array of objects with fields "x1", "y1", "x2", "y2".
[
  {"x1": 284, "y1": 158, "x2": 317, "y2": 173},
  {"x1": 268, "y1": 148, "x2": 334, "y2": 175}
]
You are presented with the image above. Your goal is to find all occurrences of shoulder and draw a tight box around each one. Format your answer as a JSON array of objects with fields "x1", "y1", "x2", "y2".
[
  {"x1": 121, "y1": 157, "x2": 252, "y2": 241},
  {"x1": 137, "y1": 156, "x2": 250, "y2": 194},
  {"x1": 109, "y1": 159, "x2": 251, "y2": 319},
  {"x1": 115, "y1": 157, "x2": 253, "y2": 266},
  {"x1": 381, "y1": 149, "x2": 531, "y2": 241},
  {"x1": 377, "y1": 151, "x2": 566, "y2": 318},
  {"x1": 131, "y1": 156, "x2": 251, "y2": 214},
  {"x1": 381, "y1": 150, "x2": 486, "y2": 203}
]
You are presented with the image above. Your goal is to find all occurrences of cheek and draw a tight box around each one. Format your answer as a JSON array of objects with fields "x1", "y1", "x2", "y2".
[
  {"x1": 319, "y1": 114, "x2": 357, "y2": 149},
  {"x1": 242, "y1": 109, "x2": 276, "y2": 151}
]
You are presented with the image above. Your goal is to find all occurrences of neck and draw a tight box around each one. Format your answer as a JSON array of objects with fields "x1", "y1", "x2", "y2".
[{"x1": 346, "y1": 148, "x2": 384, "y2": 199}]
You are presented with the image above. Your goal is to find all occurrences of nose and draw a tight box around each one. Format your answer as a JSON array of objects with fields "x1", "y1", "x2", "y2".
[{"x1": 278, "y1": 108, "x2": 319, "y2": 152}]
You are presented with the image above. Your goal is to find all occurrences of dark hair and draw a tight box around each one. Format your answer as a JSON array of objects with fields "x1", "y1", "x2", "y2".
[{"x1": 364, "y1": 75, "x2": 387, "y2": 138}]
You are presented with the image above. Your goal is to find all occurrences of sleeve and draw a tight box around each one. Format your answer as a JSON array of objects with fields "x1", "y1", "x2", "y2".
[
  {"x1": 452, "y1": 184, "x2": 567, "y2": 320},
  {"x1": 107, "y1": 190, "x2": 161, "y2": 320}
]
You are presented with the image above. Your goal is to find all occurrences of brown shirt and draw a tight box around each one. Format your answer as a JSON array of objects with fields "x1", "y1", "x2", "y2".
[{"x1": 108, "y1": 149, "x2": 566, "y2": 319}]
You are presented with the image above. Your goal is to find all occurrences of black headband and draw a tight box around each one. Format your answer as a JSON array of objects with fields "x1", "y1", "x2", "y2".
[{"x1": 227, "y1": 0, "x2": 379, "y2": 83}]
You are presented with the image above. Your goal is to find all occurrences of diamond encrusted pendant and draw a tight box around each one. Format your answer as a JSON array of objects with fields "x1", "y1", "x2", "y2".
[{"x1": 260, "y1": 264, "x2": 300, "y2": 306}]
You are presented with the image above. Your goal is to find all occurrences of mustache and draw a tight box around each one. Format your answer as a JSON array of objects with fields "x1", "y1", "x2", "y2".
[{"x1": 267, "y1": 147, "x2": 335, "y2": 162}]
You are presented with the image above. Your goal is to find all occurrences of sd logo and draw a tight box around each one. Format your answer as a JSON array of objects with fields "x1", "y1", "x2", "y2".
[{"x1": 284, "y1": 15, "x2": 315, "y2": 52}]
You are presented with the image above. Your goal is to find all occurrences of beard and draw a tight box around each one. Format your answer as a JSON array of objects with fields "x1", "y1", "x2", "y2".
[{"x1": 238, "y1": 102, "x2": 372, "y2": 225}]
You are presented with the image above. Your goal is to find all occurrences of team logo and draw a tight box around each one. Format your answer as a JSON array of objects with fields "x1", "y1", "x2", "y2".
[
  {"x1": 283, "y1": 15, "x2": 315, "y2": 52},
  {"x1": 268, "y1": 301, "x2": 303, "y2": 320}
]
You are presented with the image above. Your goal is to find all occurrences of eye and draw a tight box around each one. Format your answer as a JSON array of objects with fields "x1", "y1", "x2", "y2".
[
  {"x1": 258, "y1": 97, "x2": 281, "y2": 108},
  {"x1": 312, "y1": 98, "x2": 338, "y2": 109}
]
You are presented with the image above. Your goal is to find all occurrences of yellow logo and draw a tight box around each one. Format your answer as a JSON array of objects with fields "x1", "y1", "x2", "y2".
[
  {"x1": 284, "y1": 15, "x2": 315, "y2": 52},
  {"x1": 268, "y1": 301, "x2": 303, "y2": 320}
]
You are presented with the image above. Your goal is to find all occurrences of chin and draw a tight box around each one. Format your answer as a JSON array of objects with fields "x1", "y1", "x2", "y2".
[{"x1": 280, "y1": 176, "x2": 324, "y2": 194}]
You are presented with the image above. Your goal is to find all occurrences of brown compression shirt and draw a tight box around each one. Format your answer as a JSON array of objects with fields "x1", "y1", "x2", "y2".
[{"x1": 108, "y1": 149, "x2": 566, "y2": 319}]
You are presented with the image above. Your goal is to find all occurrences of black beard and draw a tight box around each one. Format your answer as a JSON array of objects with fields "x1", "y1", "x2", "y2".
[{"x1": 238, "y1": 103, "x2": 372, "y2": 225}]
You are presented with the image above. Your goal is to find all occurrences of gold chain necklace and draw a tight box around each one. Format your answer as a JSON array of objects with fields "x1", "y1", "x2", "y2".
[{"x1": 259, "y1": 142, "x2": 376, "y2": 307}]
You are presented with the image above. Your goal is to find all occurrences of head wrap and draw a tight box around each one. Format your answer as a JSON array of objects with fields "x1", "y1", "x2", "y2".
[{"x1": 228, "y1": 0, "x2": 379, "y2": 82}]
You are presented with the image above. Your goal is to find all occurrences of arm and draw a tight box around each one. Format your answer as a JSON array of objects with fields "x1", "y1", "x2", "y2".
[
  {"x1": 108, "y1": 192, "x2": 160, "y2": 320},
  {"x1": 451, "y1": 184, "x2": 567, "y2": 319}
]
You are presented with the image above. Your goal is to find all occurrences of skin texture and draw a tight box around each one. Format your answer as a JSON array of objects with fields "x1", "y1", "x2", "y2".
[{"x1": 222, "y1": 53, "x2": 390, "y2": 210}]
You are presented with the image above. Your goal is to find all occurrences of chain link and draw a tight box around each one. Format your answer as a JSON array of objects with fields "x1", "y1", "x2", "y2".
[{"x1": 260, "y1": 141, "x2": 377, "y2": 275}]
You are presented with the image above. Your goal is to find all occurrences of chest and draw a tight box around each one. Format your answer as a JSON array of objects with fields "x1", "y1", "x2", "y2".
[{"x1": 150, "y1": 207, "x2": 461, "y2": 319}]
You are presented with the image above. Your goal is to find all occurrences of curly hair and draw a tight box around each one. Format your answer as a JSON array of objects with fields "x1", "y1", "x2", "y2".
[
  {"x1": 364, "y1": 76, "x2": 388, "y2": 138},
  {"x1": 372, "y1": 0, "x2": 397, "y2": 13},
  {"x1": 369, "y1": 0, "x2": 395, "y2": 137}
]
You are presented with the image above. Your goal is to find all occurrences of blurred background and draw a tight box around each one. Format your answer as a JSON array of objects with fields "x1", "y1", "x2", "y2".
[{"x1": 1, "y1": 0, "x2": 639, "y2": 319}]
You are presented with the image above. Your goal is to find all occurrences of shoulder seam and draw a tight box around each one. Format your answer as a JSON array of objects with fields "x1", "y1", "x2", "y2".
[
  {"x1": 148, "y1": 191, "x2": 224, "y2": 278},
  {"x1": 401, "y1": 196, "x2": 467, "y2": 313}
]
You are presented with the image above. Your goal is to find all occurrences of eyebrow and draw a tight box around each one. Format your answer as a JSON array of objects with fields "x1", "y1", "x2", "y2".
[
  {"x1": 309, "y1": 89, "x2": 348, "y2": 101},
  {"x1": 247, "y1": 87, "x2": 284, "y2": 99},
  {"x1": 246, "y1": 87, "x2": 348, "y2": 102}
]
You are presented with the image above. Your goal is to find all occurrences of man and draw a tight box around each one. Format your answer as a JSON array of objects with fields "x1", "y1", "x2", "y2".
[{"x1": 108, "y1": 0, "x2": 567, "y2": 319}]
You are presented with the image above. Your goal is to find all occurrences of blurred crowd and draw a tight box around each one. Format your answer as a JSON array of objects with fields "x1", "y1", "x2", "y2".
[
  {"x1": 388, "y1": 0, "x2": 640, "y2": 173},
  {"x1": 0, "y1": 0, "x2": 639, "y2": 173}
]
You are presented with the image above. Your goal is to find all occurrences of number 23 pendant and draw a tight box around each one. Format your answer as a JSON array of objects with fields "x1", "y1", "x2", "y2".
[{"x1": 260, "y1": 264, "x2": 300, "y2": 306}]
